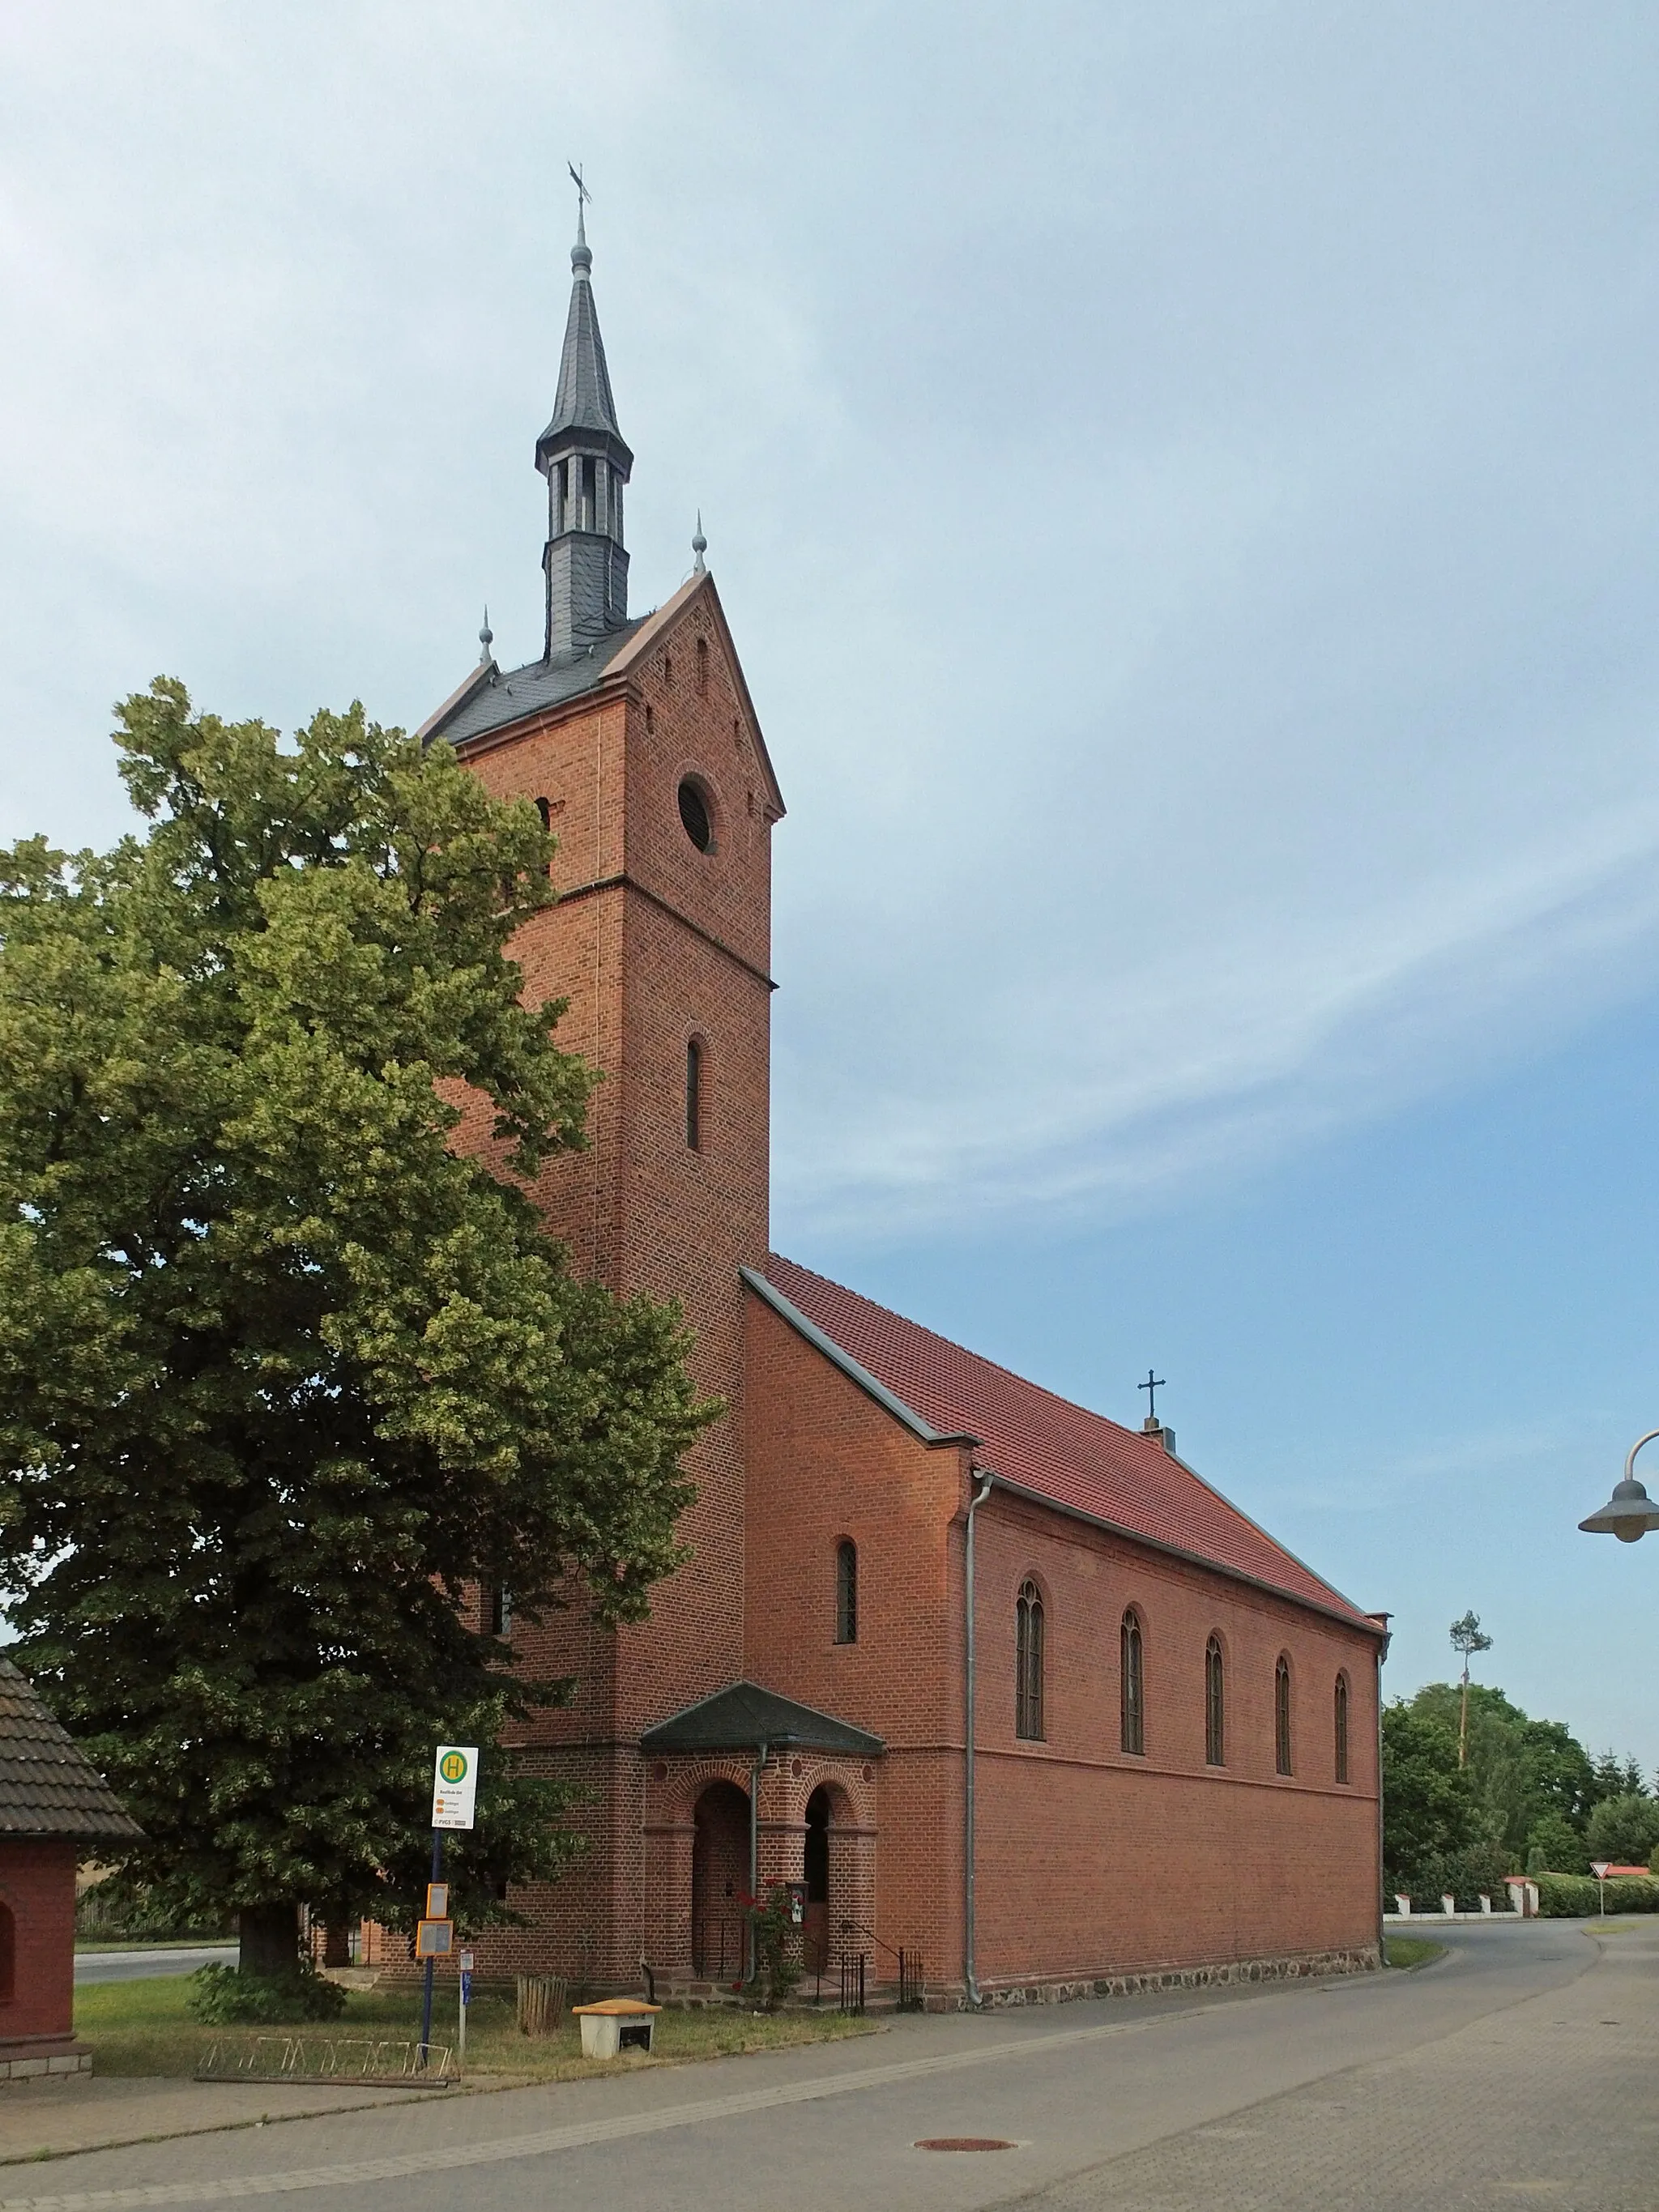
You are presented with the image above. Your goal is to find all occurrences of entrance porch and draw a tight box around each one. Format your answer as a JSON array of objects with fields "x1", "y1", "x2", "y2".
[{"x1": 638, "y1": 1681, "x2": 883, "y2": 2001}]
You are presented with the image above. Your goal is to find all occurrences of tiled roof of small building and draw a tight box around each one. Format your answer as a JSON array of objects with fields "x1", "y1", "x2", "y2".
[
  {"x1": 0, "y1": 1657, "x2": 143, "y2": 1841},
  {"x1": 759, "y1": 1256, "x2": 1381, "y2": 1634}
]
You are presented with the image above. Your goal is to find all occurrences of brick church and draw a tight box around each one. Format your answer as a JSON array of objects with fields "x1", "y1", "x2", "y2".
[{"x1": 416, "y1": 211, "x2": 1389, "y2": 2005}]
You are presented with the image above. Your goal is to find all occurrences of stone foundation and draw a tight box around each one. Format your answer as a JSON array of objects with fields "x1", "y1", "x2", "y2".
[
  {"x1": 0, "y1": 2041, "x2": 92, "y2": 2085},
  {"x1": 962, "y1": 1945, "x2": 1380, "y2": 2009}
]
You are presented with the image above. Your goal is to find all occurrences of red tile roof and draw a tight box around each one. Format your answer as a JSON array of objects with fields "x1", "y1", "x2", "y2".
[{"x1": 761, "y1": 1255, "x2": 1380, "y2": 1633}]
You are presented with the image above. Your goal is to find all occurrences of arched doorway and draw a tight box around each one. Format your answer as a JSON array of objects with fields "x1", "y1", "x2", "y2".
[
  {"x1": 691, "y1": 1780, "x2": 749, "y2": 1981},
  {"x1": 803, "y1": 1785, "x2": 832, "y2": 1974}
]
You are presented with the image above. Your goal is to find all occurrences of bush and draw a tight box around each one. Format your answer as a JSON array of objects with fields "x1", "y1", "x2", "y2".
[
  {"x1": 1418, "y1": 1838, "x2": 1515, "y2": 1911},
  {"x1": 748, "y1": 1888, "x2": 804, "y2": 2014},
  {"x1": 1525, "y1": 1812, "x2": 1589, "y2": 1877},
  {"x1": 186, "y1": 1962, "x2": 348, "y2": 2023},
  {"x1": 1533, "y1": 1873, "x2": 1659, "y2": 1917},
  {"x1": 1584, "y1": 1793, "x2": 1659, "y2": 1868}
]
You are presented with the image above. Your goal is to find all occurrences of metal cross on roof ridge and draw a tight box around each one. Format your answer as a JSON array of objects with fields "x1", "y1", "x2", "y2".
[{"x1": 1138, "y1": 1369, "x2": 1166, "y2": 1421}]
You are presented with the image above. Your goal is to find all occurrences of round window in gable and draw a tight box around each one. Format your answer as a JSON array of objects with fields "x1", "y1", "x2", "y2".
[{"x1": 677, "y1": 778, "x2": 714, "y2": 853}]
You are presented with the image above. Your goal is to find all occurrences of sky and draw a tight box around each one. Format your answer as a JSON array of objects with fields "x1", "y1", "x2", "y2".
[{"x1": 4, "y1": 2, "x2": 1659, "y2": 1770}]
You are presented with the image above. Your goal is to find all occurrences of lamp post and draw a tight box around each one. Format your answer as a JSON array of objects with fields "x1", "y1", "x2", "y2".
[{"x1": 1578, "y1": 1430, "x2": 1659, "y2": 1543}]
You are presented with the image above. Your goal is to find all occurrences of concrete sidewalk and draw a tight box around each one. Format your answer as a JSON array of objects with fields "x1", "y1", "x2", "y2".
[{"x1": 0, "y1": 2077, "x2": 441, "y2": 2168}]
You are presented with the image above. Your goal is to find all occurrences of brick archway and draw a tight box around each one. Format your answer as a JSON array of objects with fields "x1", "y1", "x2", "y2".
[{"x1": 690, "y1": 1779, "x2": 750, "y2": 1983}]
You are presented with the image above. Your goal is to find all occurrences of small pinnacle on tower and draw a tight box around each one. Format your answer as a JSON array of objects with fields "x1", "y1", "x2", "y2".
[
  {"x1": 478, "y1": 607, "x2": 493, "y2": 665},
  {"x1": 692, "y1": 511, "x2": 707, "y2": 573}
]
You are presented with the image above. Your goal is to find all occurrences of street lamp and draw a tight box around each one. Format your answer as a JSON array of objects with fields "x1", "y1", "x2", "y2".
[{"x1": 1579, "y1": 1430, "x2": 1659, "y2": 1543}]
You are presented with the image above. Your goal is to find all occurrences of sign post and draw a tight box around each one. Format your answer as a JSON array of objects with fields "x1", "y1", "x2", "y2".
[
  {"x1": 458, "y1": 1948, "x2": 474, "y2": 2076},
  {"x1": 1593, "y1": 1860, "x2": 1610, "y2": 1918},
  {"x1": 420, "y1": 1746, "x2": 479, "y2": 2069}
]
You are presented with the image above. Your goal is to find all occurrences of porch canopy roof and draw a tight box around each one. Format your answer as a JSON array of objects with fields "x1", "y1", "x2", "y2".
[{"x1": 640, "y1": 1680, "x2": 884, "y2": 1758}]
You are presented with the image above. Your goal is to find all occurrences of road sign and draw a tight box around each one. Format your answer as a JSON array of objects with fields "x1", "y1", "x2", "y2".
[
  {"x1": 432, "y1": 1744, "x2": 480, "y2": 1830},
  {"x1": 1592, "y1": 1860, "x2": 1611, "y2": 1878},
  {"x1": 416, "y1": 1917, "x2": 454, "y2": 1958},
  {"x1": 426, "y1": 1882, "x2": 450, "y2": 1919}
]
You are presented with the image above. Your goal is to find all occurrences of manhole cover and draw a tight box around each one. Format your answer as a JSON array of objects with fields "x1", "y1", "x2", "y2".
[{"x1": 915, "y1": 2138, "x2": 1017, "y2": 2153}]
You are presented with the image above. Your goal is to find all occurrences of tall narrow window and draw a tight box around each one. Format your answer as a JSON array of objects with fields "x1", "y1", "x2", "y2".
[
  {"x1": 1205, "y1": 1635, "x2": 1225, "y2": 1766},
  {"x1": 835, "y1": 1539, "x2": 857, "y2": 1644},
  {"x1": 0, "y1": 1902, "x2": 12, "y2": 2001},
  {"x1": 1275, "y1": 1655, "x2": 1293, "y2": 1775},
  {"x1": 1015, "y1": 1579, "x2": 1045, "y2": 1740},
  {"x1": 1334, "y1": 1672, "x2": 1350, "y2": 1784},
  {"x1": 1120, "y1": 1609, "x2": 1145, "y2": 1754},
  {"x1": 695, "y1": 636, "x2": 710, "y2": 694},
  {"x1": 534, "y1": 796, "x2": 554, "y2": 876},
  {"x1": 484, "y1": 1583, "x2": 511, "y2": 1639},
  {"x1": 685, "y1": 1038, "x2": 702, "y2": 1151}
]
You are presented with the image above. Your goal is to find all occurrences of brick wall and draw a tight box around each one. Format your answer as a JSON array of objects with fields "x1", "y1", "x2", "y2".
[
  {"x1": 443, "y1": 579, "x2": 776, "y2": 1986},
  {"x1": 741, "y1": 1295, "x2": 1381, "y2": 1993},
  {"x1": 0, "y1": 1838, "x2": 78, "y2": 2056}
]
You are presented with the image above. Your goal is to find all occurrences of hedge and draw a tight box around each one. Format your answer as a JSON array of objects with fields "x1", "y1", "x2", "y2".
[{"x1": 1534, "y1": 1873, "x2": 1659, "y2": 1916}]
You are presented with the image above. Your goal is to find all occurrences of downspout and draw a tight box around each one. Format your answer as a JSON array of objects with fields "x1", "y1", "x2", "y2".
[
  {"x1": 964, "y1": 1468, "x2": 994, "y2": 2006},
  {"x1": 747, "y1": 1741, "x2": 768, "y2": 1986},
  {"x1": 1375, "y1": 1641, "x2": 1388, "y2": 1958}
]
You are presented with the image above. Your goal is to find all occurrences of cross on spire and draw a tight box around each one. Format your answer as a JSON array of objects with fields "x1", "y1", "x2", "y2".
[
  {"x1": 568, "y1": 160, "x2": 591, "y2": 250},
  {"x1": 1138, "y1": 1370, "x2": 1166, "y2": 1424}
]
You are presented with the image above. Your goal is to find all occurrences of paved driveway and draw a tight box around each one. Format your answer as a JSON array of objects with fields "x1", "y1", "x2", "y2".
[
  {"x1": 74, "y1": 1947, "x2": 237, "y2": 1985},
  {"x1": 13, "y1": 1921, "x2": 1656, "y2": 2212}
]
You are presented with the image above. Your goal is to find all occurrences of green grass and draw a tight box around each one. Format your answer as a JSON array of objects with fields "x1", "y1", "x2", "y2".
[
  {"x1": 75, "y1": 1936, "x2": 236, "y2": 1953},
  {"x1": 1384, "y1": 1936, "x2": 1447, "y2": 1970},
  {"x1": 75, "y1": 1974, "x2": 877, "y2": 2082}
]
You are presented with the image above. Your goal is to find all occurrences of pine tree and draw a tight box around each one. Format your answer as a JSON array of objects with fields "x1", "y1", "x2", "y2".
[{"x1": 0, "y1": 682, "x2": 713, "y2": 1975}]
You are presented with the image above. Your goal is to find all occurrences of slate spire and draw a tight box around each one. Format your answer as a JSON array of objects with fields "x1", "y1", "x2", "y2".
[{"x1": 536, "y1": 204, "x2": 633, "y2": 659}]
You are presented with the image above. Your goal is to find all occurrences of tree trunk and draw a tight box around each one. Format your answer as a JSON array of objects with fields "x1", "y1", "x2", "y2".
[{"x1": 238, "y1": 1902, "x2": 301, "y2": 1979}]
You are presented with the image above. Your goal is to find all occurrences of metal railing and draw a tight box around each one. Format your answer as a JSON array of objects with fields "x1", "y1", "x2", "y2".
[
  {"x1": 897, "y1": 1949, "x2": 925, "y2": 2012},
  {"x1": 838, "y1": 1952, "x2": 867, "y2": 2015},
  {"x1": 691, "y1": 1914, "x2": 748, "y2": 1981}
]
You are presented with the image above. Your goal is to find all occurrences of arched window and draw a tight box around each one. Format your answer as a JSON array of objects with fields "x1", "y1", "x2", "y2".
[
  {"x1": 1334, "y1": 1671, "x2": 1350, "y2": 1784},
  {"x1": 835, "y1": 1539, "x2": 857, "y2": 1645},
  {"x1": 0, "y1": 1902, "x2": 13, "y2": 2002},
  {"x1": 1205, "y1": 1634, "x2": 1225, "y2": 1766},
  {"x1": 685, "y1": 1038, "x2": 702, "y2": 1151},
  {"x1": 695, "y1": 637, "x2": 710, "y2": 694},
  {"x1": 1016, "y1": 1579, "x2": 1045, "y2": 1740},
  {"x1": 1120, "y1": 1609, "x2": 1145, "y2": 1755},
  {"x1": 1275, "y1": 1655, "x2": 1294, "y2": 1775}
]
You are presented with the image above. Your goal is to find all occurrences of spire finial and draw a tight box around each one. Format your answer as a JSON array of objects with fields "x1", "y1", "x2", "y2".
[
  {"x1": 692, "y1": 510, "x2": 707, "y2": 573},
  {"x1": 478, "y1": 605, "x2": 493, "y2": 665},
  {"x1": 567, "y1": 160, "x2": 592, "y2": 274}
]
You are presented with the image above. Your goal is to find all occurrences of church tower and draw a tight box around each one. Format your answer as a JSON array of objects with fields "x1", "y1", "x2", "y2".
[{"x1": 420, "y1": 207, "x2": 784, "y2": 1985}]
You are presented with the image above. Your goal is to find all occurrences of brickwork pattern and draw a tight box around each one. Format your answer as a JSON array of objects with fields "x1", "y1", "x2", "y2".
[
  {"x1": 0, "y1": 1839, "x2": 79, "y2": 2059},
  {"x1": 440, "y1": 583, "x2": 775, "y2": 1988}
]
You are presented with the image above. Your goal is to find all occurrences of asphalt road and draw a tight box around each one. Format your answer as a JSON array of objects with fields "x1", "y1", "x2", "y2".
[
  {"x1": 19, "y1": 1920, "x2": 1657, "y2": 2212},
  {"x1": 73, "y1": 1946, "x2": 237, "y2": 1984}
]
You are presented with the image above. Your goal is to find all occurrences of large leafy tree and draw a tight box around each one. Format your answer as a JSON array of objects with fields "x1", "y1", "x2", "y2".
[
  {"x1": 1381, "y1": 1700, "x2": 1478, "y2": 1895},
  {"x1": 0, "y1": 682, "x2": 710, "y2": 1974},
  {"x1": 1410, "y1": 1682, "x2": 1598, "y2": 1864}
]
